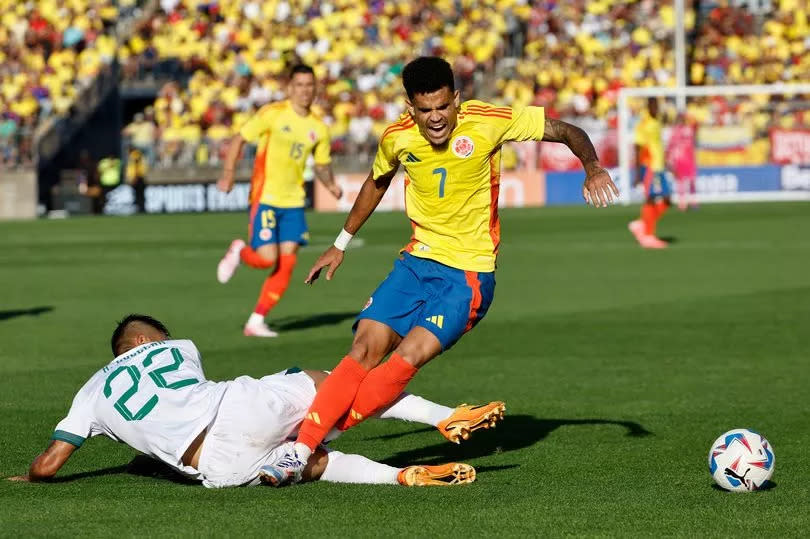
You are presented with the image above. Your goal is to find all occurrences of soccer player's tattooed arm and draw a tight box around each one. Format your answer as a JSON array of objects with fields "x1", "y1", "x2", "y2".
[
  {"x1": 542, "y1": 118, "x2": 620, "y2": 207},
  {"x1": 8, "y1": 440, "x2": 77, "y2": 482},
  {"x1": 305, "y1": 168, "x2": 397, "y2": 284},
  {"x1": 216, "y1": 134, "x2": 246, "y2": 194},
  {"x1": 314, "y1": 164, "x2": 343, "y2": 199}
]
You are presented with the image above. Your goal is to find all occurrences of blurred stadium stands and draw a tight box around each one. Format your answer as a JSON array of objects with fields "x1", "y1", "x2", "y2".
[{"x1": 1, "y1": 0, "x2": 810, "y2": 212}]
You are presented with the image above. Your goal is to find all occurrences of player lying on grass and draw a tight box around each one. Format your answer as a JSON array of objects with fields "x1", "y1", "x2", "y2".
[
  {"x1": 9, "y1": 315, "x2": 503, "y2": 488},
  {"x1": 262, "y1": 56, "x2": 616, "y2": 483}
]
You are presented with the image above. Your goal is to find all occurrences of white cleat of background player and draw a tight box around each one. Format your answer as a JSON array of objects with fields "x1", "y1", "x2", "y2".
[
  {"x1": 218, "y1": 239, "x2": 279, "y2": 337},
  {"x1": 243, "y1": 313, "x2": 279, "y2": 338},
  {"x1": 217, "y1": 239, "x2": 245, "y2": 283}
]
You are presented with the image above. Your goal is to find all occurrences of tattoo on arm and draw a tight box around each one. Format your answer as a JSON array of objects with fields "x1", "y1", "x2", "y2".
[
  {"x1": 314, "y1": 164, "x2": 335, "y2": 187},
  {"x1": 542, "y1": 118, "x2": 600, "y2": 168}
]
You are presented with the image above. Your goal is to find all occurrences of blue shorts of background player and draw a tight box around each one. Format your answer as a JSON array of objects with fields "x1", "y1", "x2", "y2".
[
  {"x1": 639, "y1": 166, "x2": 673, "y2": 199},
  {"x1": 249, "y1": 204, "x2": 310, "y2": 249},
  {"x1": 355, "y1": 253, "x2": 496, "y2": 351}
]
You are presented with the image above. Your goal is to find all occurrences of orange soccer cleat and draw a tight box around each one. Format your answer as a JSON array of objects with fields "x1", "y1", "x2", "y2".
[
  {"x1": 397, "y1": 463, "x2": 476, "y2": 486},
  {"x1": 437, "y1": 402, "x2": 506, "y2": 444}
]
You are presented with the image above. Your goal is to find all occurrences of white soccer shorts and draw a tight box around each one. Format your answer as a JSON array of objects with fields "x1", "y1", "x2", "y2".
[{"x1": 197, "y1": 371, "x2": 316, "y2": 488}]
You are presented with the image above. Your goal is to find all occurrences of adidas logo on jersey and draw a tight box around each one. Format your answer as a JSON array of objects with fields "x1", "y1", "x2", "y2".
[
  {"x1": 425, "y1": 315, "x2": 444, "y2": 329},
  {"x1": 405, "y1": 152, "x2": 421, "y2": 163},
  {"x1": 281, "y1": 125, "x2": 292, "y2": 132}
]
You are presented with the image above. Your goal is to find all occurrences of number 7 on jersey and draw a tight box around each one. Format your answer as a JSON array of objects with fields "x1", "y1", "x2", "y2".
[{"x1": 433, "y1": 167, "x2": 447, "y2": 198}]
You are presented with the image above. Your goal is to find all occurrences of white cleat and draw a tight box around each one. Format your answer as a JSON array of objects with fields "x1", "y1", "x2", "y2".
[
  {"x1": 628, "y1": 219, "x2": 645, "y2": 244},
  {"x1": 258, "y1": 442, "x2": 307, "y2": 487},
  {"x1": 243, "y1": 320, "x2": 279, "y2": 338},
  {"x1": 217, "y1": 239, "x2": 245, "y2": 284}
]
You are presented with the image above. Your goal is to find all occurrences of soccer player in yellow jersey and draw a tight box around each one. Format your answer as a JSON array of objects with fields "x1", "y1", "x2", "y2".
[
  {"x1": 215, "y1": 65, "x2": 343, "y2": 337},
  {"x1": 261, "y1": 57, "x2": 619, "y2": 484},
  {"x1": 628, "y1": 98, "x2": 671, "y2": 249}
]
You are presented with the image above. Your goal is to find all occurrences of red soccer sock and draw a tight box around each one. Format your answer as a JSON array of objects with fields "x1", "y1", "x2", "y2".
[
  {"x1": 641, "y1": 202, "x2": 657, "y2": 236},
  {"x1": 654, "y1": 199, "x2": 669, "y2": 220},
  {"x1": 240, "y1": 246, "x2": 276, "y2": 270},
  {"x1": 296, "y1": 356, "x2": 370, "y2": 451},
  {"x1": 253, "y1": 253, "x2": 296, "y2": 316},
  {"x1": 336, "y1": 353, "x2": 418, "y2": 431}
]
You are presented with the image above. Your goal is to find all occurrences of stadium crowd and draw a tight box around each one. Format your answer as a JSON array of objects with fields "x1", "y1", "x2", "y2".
[
  {"x1": 2, "y1": 0, "x2": 810, "y2": 170},
  {"x1": 0, "y1": 0, "x2": 147, "y2": 167},
  {"x1": 118, "y1": 0, "x2": 691, "y2": 168}
]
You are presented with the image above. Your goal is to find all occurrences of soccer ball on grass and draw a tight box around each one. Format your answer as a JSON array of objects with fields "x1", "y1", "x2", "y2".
[{"x1": 708, "y1": 428, "x2": 774, "y2": 492}]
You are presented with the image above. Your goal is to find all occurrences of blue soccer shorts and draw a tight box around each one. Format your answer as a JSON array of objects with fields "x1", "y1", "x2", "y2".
[
  {"x1": 640, "y1": 166, "x2": 673, "y2": 199},
  {"x1": 355, "y1": 253, "x2": 496, "y2": 351},
  {"x1": 249, "y1": 204, "x2": 309, "y2": 249}
]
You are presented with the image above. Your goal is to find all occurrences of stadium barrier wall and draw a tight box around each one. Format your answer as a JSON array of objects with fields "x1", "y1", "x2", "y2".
[
  {"x1": 102, "y1": 165, "x2": 313, "y2": 214},
  {"x1": 546, "y1": 165, "x2": 810, "y2": 205},
  {"x1": 313, "y1": 169, "x2": 545, "y2": 212},
  {"x1": 0, "y1": 169, "x2": 38, "y2": 220},
  {"x1": 770, "y1": 129, "x2": 810, "y2": 165},
  {"x1": 96, "y1": 164, "x2": 809, "y2": 215}
]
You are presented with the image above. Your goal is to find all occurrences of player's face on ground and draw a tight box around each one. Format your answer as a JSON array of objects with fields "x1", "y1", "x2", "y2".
[
  {"x1": 289, "y1": 73, "x2": 316, "y2": 109},
  {"x1": 407, "y1": 87, "x2": 460, "y2": 147}
]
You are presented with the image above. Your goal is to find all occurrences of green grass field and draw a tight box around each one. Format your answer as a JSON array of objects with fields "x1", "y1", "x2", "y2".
[{"x1": 1, "y1": 202, "x2": 808, "y2": 537}]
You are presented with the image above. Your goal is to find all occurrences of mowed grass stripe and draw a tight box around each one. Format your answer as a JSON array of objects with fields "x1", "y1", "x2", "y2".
[{"x1": 0, "y1": 203, "x2": 808, "y2": 536}]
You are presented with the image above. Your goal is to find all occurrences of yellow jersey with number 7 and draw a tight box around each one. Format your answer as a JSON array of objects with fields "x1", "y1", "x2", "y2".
[
  {"x1": 372, "y1": 100, "x2": 545, "y2": 273},
  {"x1": 240, "y1": 100, "x2": 331, "y2": 208}
]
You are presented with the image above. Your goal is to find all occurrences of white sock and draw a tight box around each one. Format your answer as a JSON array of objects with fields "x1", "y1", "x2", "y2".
[
  {"x1": 376, "y1": 393, "x2": 453, "y2": 427},
  {"x1": 319, "y1": 450, "x2": 400, "y2": 485},
  {"x1": 247, "y1": 312, "x2": 264, "y2": 326},
  {"x1": 293, "y1": 442, "x2": 312, "y2": 462}
]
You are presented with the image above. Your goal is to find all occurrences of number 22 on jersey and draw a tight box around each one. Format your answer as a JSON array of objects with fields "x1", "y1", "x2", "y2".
[{"x1": 103, "y1": 347, "x2": 198, "y2": 421}]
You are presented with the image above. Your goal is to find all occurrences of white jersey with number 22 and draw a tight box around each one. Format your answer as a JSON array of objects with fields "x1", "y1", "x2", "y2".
[{"x1": 52, "y1": 340, "x2": 228, "y2": 479}]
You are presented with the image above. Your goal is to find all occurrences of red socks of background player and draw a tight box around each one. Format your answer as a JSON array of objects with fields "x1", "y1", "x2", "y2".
[
  {"x1": 641, "y1": 201, "x2": 669, "y2": 237},
  {"x1": 337, "y1": 354, "x2": 417, "y2": 431},
  {"x1": 296, "y1": 353, "x2": 419, "y2": 451},
  {"x1": 240, "y1": 246, "x2": 275, "y2": 269},
  {"x1": 254, "y1": 253, "x2": 296, "y2": 316},
  {"x1": 641, "y1": 203, "x2": 656, "y2": 236}
]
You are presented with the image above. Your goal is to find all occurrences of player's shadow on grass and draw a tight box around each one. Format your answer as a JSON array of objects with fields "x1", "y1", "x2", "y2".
[
  {"x1": 0, "y1": 306, "x2": 53, "y2": 322},
  {"x1": 125, "y1": 455, "x2": 199, "y2": 485},
  {"x1": 47, "y1": 456, "x2": 197, "y2": 485},
  {"x1": 271, "y1": 311, "x2": 358, "y2": 332},
  {"x1": 375, "y1": 415, "x2": 652, "y2": 467},
  {"x1": 44, "y1": 465, "x2": 130, "y2": 483}
]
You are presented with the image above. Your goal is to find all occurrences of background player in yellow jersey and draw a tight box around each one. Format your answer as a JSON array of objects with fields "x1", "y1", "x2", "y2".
[
  {"x1": 261, "y1": 57, "x2": 619, "y2": 484},
  {"x1": 628, "y1": 98, "x2": 671, "y2": 249},
  {"x1": 215, "y1": 65, "x2": 343, "y2": 337}
]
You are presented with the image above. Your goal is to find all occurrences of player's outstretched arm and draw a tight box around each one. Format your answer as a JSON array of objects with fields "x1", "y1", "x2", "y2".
[
  {"x1": 542, "y1": 118, "x2": 619, "y2": 207},
  {"x1": 216, "y1": 134, "x2": 246, "y2": 194},
  {"x1": 314, "y1": 164, "x2": 343, "y2": 199},
  {"x1": 305, "y1": 169, "x2": 395, "y2": 284},
  {"x1": 8, "y1": 440, "x2": 77, "y2": 482}
]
